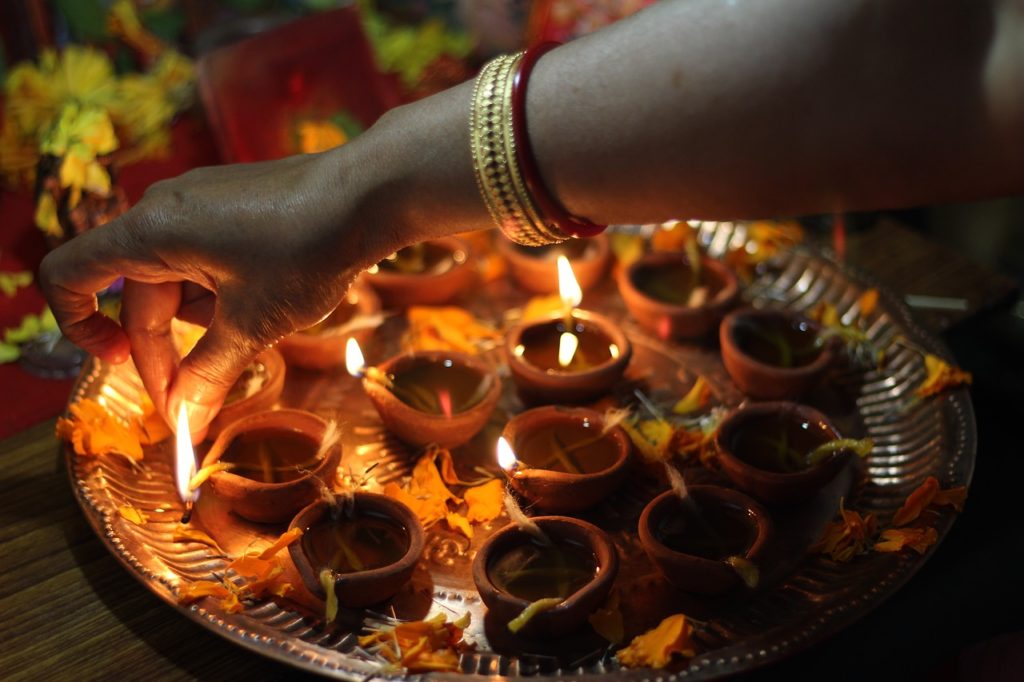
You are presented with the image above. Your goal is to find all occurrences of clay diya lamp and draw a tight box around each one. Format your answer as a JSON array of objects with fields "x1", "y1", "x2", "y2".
[
  {"x1": 720, "y1": 307, "x2": 834, "y2": 400},
  {"x1": 348, "y1": 339, "x2": 501, "y2": 449},
  {"x1": 638, "y1": 485, "x2": 772, "y2": 595},
  {"x1": 366, "y1": 237, "x2": 475, "y2": 308},
  {"x1": 498, "y1": 407, "x2": 632, "y2": 514},
  {"x1": 200, "y1": 409, "x2": 341, "y2": 523},
  {"x1": 617, "y1": 251, "x2": 740, "y2": 340},
  {"x1": 505, "y1": 309, "x2": 631, "y2": 405},
  {"x1": 714, "y1": 401, "x2": 853, "y2": 504},
  {"x1": 206, "y1": 348, "x2": 286, "y2": 438},
  {"x1": 288, "y1": 492, "x2": 424, "y2": 609},
  {"x1": 277, "y1": 277, "x2": 381, "y2": 370},
  {"x1": 496, "y1": 234, "x2": 611, "y2": 295},
  {"x1": 473, "y1": 516, "x2": 618, "y2": 636}
]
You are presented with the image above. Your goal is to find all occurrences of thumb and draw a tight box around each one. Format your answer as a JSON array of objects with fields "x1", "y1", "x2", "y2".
[{"x1": 166, "y1": 317, "x2": 268, "y2": 437}]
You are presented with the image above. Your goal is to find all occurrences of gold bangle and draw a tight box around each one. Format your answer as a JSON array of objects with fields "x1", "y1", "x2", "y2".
[{"x1": 469, "y1": 53, "x2": 568, "y2": 246}]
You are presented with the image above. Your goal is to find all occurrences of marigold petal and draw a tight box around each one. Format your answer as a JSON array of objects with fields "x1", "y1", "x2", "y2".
[
  {"x1": 258, "y1": 527, "x2": 304, "y2": 560},
  {"x1": 464, "y1": 479, "x2": 504, "y2": 524},
  {"x1": 445, "y1": 511, "x2": 473, "y2": 540},
  {"x1": 893, "y1": 476, "x2": 939, "y2": 527},
  {"x1": 616, "y1": 614, "x2": 696, "y2": 669},
  {"x1": 588, "y1": 591, "x2": 624, "y2": 644},
  {"x1": 117, "y1": 504, "x2": 148, "y2": 525},
  {"x1": 671, "y1": 376, "x2": 710, "y2": 416}
]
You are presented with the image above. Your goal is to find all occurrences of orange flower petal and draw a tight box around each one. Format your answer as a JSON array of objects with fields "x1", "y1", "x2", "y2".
[
  {"x1": 588, "y1": 591, "x2": 624, "y2": 644},
  {"x1": 464, "y1": 479, "x2": 504, "y2": 524},
  {"x1": 521, "y1": 294, "x2": 563, "y2": 323},
  {"x1": 258, "y1": 527, "x2": 303, "y2": 560},
  {"x1": 404, "y1": 306, "x2": 500, "y2": 354},
  {"x1": 671, "y1": 376, "x2": 710, "y2": 416},
  {"x1": 117, "y1": 503, "x2": 148, "y2": 525},
  {"x1": 933, "y1": 486, "x2": 967, "y2": 512},
  {"x1": 892, "y1": 477, "x2": 939, "y2": 527},
  {"x1": 916, "y1": 354, "x2": 972, "y2": 398},
  {"x1": 811, "y1": 499, "x2": 877, "y2": 563},
  {"x1": 858, "y1": 288, "x2": 879, "y2": 317},
  {"x1": 56, "y1": 398, "x2": 144, "y2": 462},
  {"x1": 228, "y1": 555, "x2": 276, "y2": 581},
  {"x1": 177, "y1": 580, "x2": 230, "y2": 604},
  {"x1": 616, "y1": 614, "x2": 696, "y2": 669},
  {"x1": 874, "y1": 527, "x2": 938, "y2": 554},
  {"x1": 444, "y1": 511, "x2": 473, "y2": 540}
]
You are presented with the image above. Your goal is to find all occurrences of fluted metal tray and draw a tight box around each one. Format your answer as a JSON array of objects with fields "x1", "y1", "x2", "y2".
[{"x1": 65, "y1": 238, "x2": 975, "y2": 680}]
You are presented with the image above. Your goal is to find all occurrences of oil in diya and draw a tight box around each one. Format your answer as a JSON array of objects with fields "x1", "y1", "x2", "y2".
[
  {"x1": 366, "y1": 237, "x2": 474, "y2": 307},
  {"x1": 218, "y1": 427, "x2": 322, "y2": 483},
  {"x1": 348, "y1": 338, "x2": 502, "y2": 448},
  {"x1": 652, "y1": 497, "x2": 758, "y2": 561},
  {"x1": 375, "y1": 241, "x2": 461, "y2": 275},
  {"x1": 720, "y1": 309, "x2": 834, "y2": 400},
  {"x1": 505, "y1": 257, "x2": 631, "y2": 404},
  {"x1": 638, "y1": 486, "x2": 771, "y2": 595},
  {"x1": 725, "y1": 409, "x2": 836, "y2": 473},
  {"x1": 714, "y1": 402, "x2": 858, "y2": 504},
  {"x1": 301, "y1": 509, "x2": 410, "y2": 575},
  {"x1": 289, "y1": 494, "x2": 425, "y2": 609},
  {"x1": 497, "y1": 413, "x2": 632, "y2": 514},
  {"x1": 487, "y1": 536, "x2": 598, "y2": 602},
  {"x1": 730, "y1": 314, "x2": 823, "y2": 369}
]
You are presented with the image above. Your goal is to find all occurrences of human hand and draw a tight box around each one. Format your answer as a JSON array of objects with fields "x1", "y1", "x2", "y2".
[{"x1": 40, "y1": 148, "x2": 402, "y2": 437}]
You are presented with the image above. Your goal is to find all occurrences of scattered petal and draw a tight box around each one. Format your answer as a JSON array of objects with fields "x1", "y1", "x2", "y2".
[
  {"x1": 56, "y1": 398, "x2": 144, "y2": 463},
  {"x1": 463, "y1": 479, "x2": 504, "y2": 524},
  {"x1": 616, "y1": 614, "x2": 697, "y2": 669},
  {"x1": 444, "y1": 511, "x2": 473, "y2": 540},
  {"x1": 874, "y1": 527, "x2": 938, "y2": 554},
  {"x1": 358, "y1": 612, "x2": 471, "y2": 673},
  {"x1": 117, "y1": 503, "x2": 148, "y2": 525},
  {"x1": 404, "y1": 306, "x2": 501, "y2": 354},
  {"x1": 671, "y1": 376, "x2": 710, "y2": 416},
  {"x1": 916, "y1": 354, "x2": 972, "y2": 398},
  {"x1": 622, "y1": 418, "x2": 674, "y2": 463},
  {"x1": 172, "y1": 525, "x2": 225, "y2": 553},
  {"x1": 258, "y1": 527, "x2": 304, "y2": 560},
  {"x1": 810, "y1": 498, "x2": 877, "y2": 563},
  {"x1": 893, "y1": 476, "x2": 966, "y2": 525},
  {"x1": 858, "y1": 288, "x2": 879, "y2": 317},
  {"x1": 520, "y1": 294, "x2": 564, "y2": 323}
]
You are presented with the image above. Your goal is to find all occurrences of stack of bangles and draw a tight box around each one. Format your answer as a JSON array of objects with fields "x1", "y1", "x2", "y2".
[{"x1": 469, "y1": 42, "x2": 607, "y2": 246}]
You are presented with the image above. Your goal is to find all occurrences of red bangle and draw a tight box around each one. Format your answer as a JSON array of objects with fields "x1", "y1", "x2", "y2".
[{"x1": 511, "y1": 42, "x2": 607, "y2": 239}]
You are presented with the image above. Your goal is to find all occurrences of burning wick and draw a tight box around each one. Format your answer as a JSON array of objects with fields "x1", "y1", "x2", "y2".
[
  {"x1": 557, "y1": 332, "x2": 579, "y2": 369},
  {"x1": 556, "y1": 255, "x2": 582, "y2": 331},
  {"x1": 345, "y1": 337, "x2": 393, "y2": 388},
  {"x1": 175, "y1": 403, "x2": 199, "y2": 524},
  {"x1": 496, "y1": 437, "x2": 548, "y2": 543},
  {"x1": 497, "y1": 436, "x2": 520, "y2": 476}
]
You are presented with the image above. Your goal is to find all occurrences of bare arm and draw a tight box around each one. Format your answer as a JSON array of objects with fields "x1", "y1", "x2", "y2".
[{"x1": 40, "y1": 0, "x2": 1024, "y2": 432}]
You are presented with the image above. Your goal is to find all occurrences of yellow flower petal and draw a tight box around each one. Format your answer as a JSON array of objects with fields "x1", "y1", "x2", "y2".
[{"x1": 616, "y1": 614, "x2": 697, "y2": 668}]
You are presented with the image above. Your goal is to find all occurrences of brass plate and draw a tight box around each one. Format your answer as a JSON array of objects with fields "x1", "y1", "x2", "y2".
[{"x1": 66, "y1": 244, "x2": 974, "y2": 680}]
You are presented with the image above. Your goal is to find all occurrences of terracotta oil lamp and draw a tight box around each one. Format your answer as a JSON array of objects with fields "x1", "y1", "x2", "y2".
[
  {"x1": 276, "y1": 276, "x2": 381, "y2": 370},
  {"x1": 497, "y1": 234, "x2": 611, "y2": 295},
  {"x1": 289, "y1": 492, "x2": 424, "y2": 609},
  {"x1": 347, "y1": 338, "x2": 501, "y2": 449},
  {"x1": 366, "y1": 237, "x2": 475, "y2": 308},
  {"x1": 199, "y1": 409, "x2": 341, "y2": 523},
  {"x1": 473, "y1": 515, "x2": 618, "y2": 636},
  {"x1": 505, "y1": 257, "x2": 631, "y2": 405},
  {"x1": 639, "y1": 485, "x2": 772, "y2": 595},
  {"x1": 720, "y1": 307, "x2": 834, "y2": 400},
  {"x1": 206, "y1": 348, "x2": 286, "y2": 439},
  {"x1": 498, "y1": 407, "x2": 632, "y2": 514},
  {"x1": 714, "y1": 401, "x2": 853, "y2": 504},
  {"x1": 617, "y1": 251, "x2": 739, "y2": 340}
]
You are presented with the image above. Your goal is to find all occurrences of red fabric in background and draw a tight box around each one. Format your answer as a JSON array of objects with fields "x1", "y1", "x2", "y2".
[{"x1": 0, "y1": 115, "x2": 219, "y2": 438}]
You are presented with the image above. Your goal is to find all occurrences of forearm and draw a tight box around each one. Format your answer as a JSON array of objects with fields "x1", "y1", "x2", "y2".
[{"x1": 358, "y1": 0, "x2": 1023, "y2": 242}]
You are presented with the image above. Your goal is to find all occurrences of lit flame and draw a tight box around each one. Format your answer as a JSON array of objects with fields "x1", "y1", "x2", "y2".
[
  {"x1": 345, "y1": 337, "x2": 365, "y2": 377},
  {"x1": 556, "y1": 255, "x2": 582, "y2": 311},
  {"x1": 175, "y1": 403, "x2": 198, "y2": 505},
  {"x1": 497, "y1": 436, "x2": 518, "y2": 472},
  {"x1": 557, "y1": 331, "x2": 579, "y2": 368}
]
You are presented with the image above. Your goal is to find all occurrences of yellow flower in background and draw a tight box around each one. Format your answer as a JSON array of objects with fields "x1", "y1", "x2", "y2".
[
  {"x1": 4, "y1": 58, "x2": 60, "y2": 133},
  {"x1": 33, "y1": 193, "x2": 61, "y2": 237},
  {"x1": 55, "y1": 45, "x2": 118, "y2": 109},
  {"x1": 297, "y1": 120, "x2": 348, "y2": 154}
]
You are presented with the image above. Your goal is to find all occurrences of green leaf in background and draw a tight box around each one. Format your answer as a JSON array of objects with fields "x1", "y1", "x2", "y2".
[
  {"x1": 140, "y1": 7, "x2": 187, "y2": 44},
  {"x1": 331, "y1": 110, "x2": 365, "y2": 140},
  {"x1": 54, "y1": 0, "x2": 110, "y2": 42}
]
